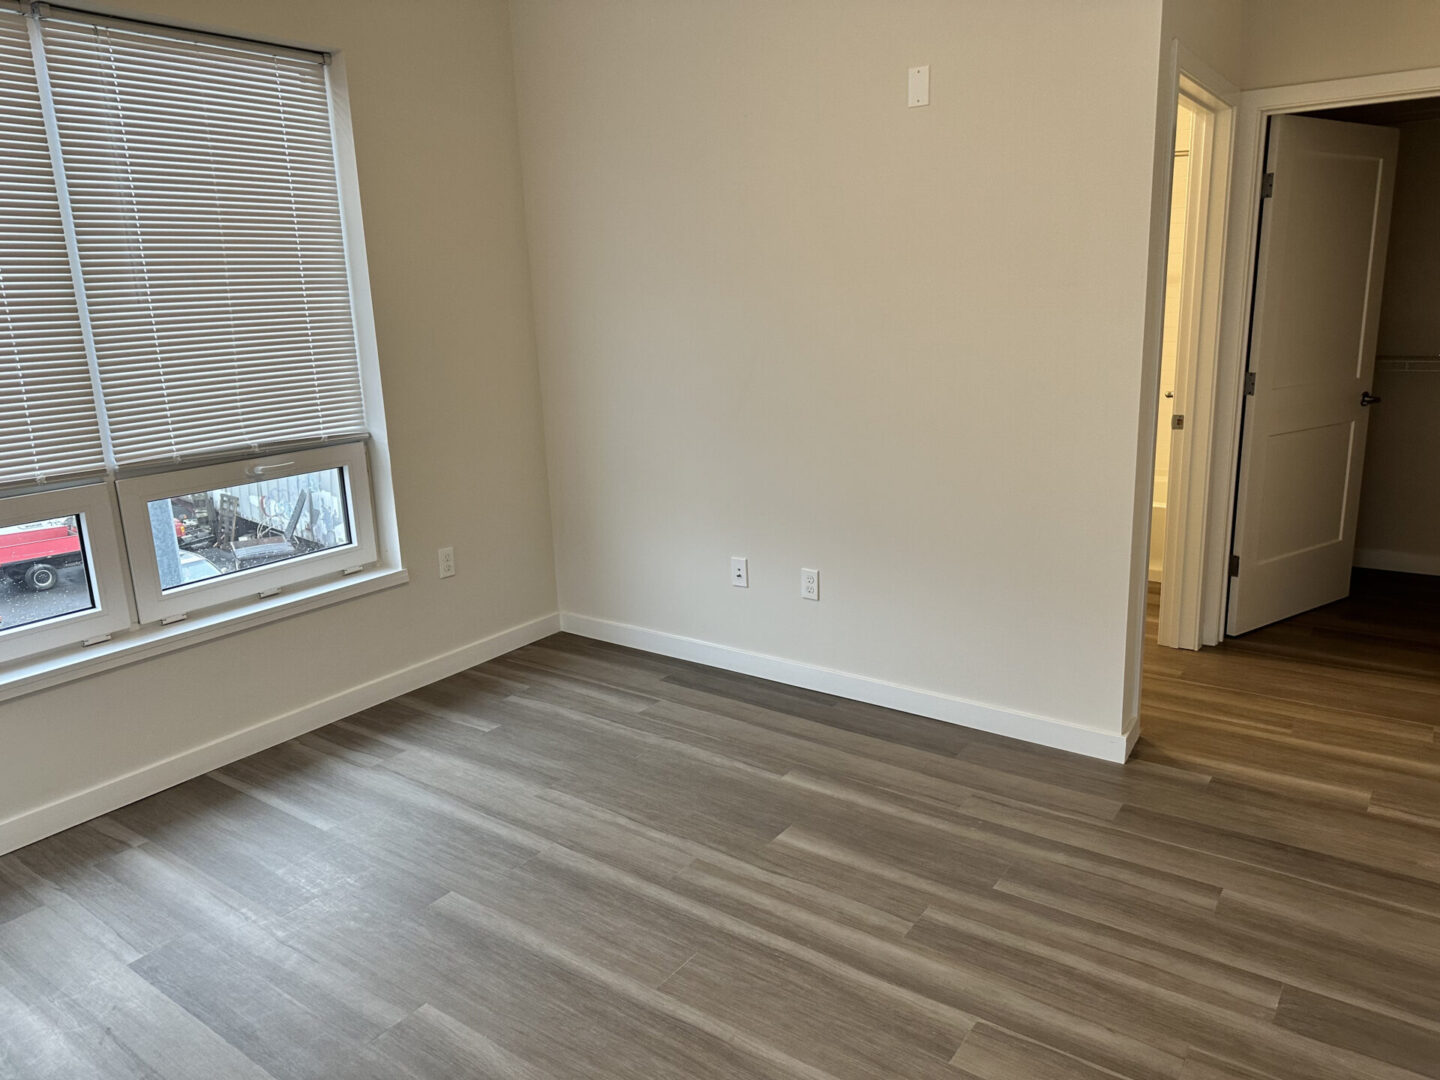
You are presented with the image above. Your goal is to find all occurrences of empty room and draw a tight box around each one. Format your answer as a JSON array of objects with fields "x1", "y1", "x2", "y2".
[{"x1": 1, "y1": 2, "x2": 1438, "y2": 1078}]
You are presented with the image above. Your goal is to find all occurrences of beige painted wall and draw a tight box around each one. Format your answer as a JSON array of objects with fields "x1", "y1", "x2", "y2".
[
  {"x1": 1244, "y1": 0, "x2": 1440, "y2": 88},
  {"x1": 1357, "y1": 118, "x2": 1440, "y2": 574},
  {"x1": 1162, "y1": 0, "x2": 1246, "y2": 86},
  {"x1": 512, "y1": 0, "x2": 1165, "y2": 737},
  {"x1": 0, "y1": 0, "x2": 557, "y2": 828}
]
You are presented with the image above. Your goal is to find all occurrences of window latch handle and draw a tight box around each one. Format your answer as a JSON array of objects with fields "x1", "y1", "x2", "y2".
[{"x1": 245, "y1": 461, "x2": 295, "y2": 477}]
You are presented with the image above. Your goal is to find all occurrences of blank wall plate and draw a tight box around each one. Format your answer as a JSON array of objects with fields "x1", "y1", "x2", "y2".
[{"x1": 908, "y1": 65, "x2": 930, "y2": 107}]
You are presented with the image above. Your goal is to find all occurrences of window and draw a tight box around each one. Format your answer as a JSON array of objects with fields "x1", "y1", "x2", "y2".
[
  {"x1": 0, "y1": 484, "x2": 131, "y2": 664},
  {"x1": 0, "y1": 4, "x2": 389, "y2": 676},
  {"x1": 117, "y1": 442, "x2": 376, "y2": 624}
]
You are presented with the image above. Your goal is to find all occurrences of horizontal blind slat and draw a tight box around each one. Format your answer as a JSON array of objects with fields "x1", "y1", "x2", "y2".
[{"x1": 43, "y1": 17, "x2": 365, "y2": 466}]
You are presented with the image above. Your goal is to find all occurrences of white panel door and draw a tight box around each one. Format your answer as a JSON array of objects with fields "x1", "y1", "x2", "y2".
[{"x1": 1228, "y1": 114, "x2": 1398, "y2": 636}]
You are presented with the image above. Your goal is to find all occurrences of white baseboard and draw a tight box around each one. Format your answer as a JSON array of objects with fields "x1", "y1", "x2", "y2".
[
  {"x1": 1354, "y1": 548, "x2": 1440, "y2": 577},
  {"x1": 560, "y1": 613, "x2": 1134, "y2": 764},
  {"x1": 0, "y1": 612, "x2": 560, "y2": 857}
]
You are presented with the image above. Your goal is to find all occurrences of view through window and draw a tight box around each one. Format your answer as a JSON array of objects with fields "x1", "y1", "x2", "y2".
[
  {"x1": 0, "y1": 516, "x2": 94, "y2": 633},
  {"x1": 149, "y1": 468, "x2": 353, "y2": 592}
]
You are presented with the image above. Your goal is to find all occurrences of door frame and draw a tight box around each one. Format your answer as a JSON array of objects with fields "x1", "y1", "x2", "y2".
[
  {"x1": 1198, "y1": 64, "x2": 1440, "y2": 645},
  {"x1": 1157, "y1": 71, "x2": 1234, "y2": 650},
  {"x1": 1122, "y1": 42, "x2": 1237, "y2": 751}
]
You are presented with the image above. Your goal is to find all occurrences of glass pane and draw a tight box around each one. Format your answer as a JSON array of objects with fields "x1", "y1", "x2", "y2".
[
  {"x1": 150, "y1": 468, "x2": 352, "y2": 592},
  {"x1": 0, "y1": 515, "x2": 95, "y2": 633}
]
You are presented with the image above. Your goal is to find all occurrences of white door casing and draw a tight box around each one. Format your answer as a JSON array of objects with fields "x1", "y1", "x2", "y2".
[{"x1": 1227, "y1": 114, "x2": 1398, "y2": 636}]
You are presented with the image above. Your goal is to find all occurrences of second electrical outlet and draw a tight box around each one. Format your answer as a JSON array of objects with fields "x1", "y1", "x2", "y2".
[{"x1": 801, "y1": 568, "x2": 819, "y2": 600}]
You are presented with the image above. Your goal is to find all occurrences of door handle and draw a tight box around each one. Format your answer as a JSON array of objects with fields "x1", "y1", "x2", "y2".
[{"x1": 1361, "y1": 391, "x2": 1382, "y2": 407}]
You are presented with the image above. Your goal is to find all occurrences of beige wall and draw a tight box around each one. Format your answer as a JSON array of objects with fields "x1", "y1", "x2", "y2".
[
  {"x1": 1244, "y1": 1, "x2": 1440, "y2": 88},
  {"x1": 513, "y1": 0, "x2": 1165, "y2": 739},
  {"x1": 1162, "y1": 0, "x2": 1245, "y2": 86},
  {"x1": 0, "y1": 0, "x2": 557, "y2": 830},
  {"x1": 1357, "y1": 118, "x2": 1440, "y2": 574}
]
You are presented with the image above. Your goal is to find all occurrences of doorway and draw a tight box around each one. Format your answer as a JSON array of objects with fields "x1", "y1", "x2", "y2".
[
  {"x1": 1130, "y1": 65, "x2": 1440, "y2": 755},
  {"x1": 1225, "y1": 107, "x2": 1398, "y2": 635},
  {"x1": 1128, "y1": 62, "x2": 1440, "y2": 758},
  {"x1": 1140, "y1": 65, "x2": 1440, "y2": 649},
  {"x1": 1144, "y1": 72, "x2": 1233, "y2": 654},
  {"x1": 1149, "y1": 99, "x2": 1197, "y2": 589},
  {"x1": 1225, "y1": 93, "x2": 1440, "y2": 643}
]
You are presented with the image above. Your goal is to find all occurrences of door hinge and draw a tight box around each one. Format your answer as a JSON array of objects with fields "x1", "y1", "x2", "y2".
[
  {"x1": 1245, "y1": 371, "x2": 1257, "y2": 396},
  {"x1": 1261, "y1": 172, "x2": 1275, "y2": 198},
  {"x1": 1171, "y1": 414, "x2": 1184, "y2": 430},
  {"x1": 1230, "y1": 554, "x2": 1241, "y2": 578}
]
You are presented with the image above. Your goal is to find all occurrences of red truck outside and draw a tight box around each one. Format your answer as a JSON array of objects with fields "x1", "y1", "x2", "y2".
[{"x1": 0, "y1": 523, "x2": 83, "y2": 591}]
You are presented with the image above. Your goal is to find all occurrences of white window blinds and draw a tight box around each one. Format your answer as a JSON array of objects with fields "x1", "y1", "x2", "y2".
[
  {"x1": 0, "y1": 9, "x2": 105, "y2": 488},
  {"x1": 38, "y1": 12, "x2": 366, "y2": 467}
]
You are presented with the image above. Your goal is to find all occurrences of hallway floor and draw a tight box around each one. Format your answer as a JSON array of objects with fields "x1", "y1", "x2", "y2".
[{"x1": 1, "y1": 588, "x2": 1438, "y2": 1079}]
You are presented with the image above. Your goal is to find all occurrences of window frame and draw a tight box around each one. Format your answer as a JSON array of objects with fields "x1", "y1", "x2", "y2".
[
  {"x1": 0, "y1": 482, "x2": 134, "y2": 664},
  {"x1": 116, "y1": 441, "x2": 378, "y2": 626},
  {"x1": 0, "y1": 17, "x2": 405, "y2": 700}
]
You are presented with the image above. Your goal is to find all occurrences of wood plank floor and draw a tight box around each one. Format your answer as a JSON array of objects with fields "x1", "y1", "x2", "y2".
[{"x1": 3, "y1": 571, "x2": 1439, "y2": 1079}]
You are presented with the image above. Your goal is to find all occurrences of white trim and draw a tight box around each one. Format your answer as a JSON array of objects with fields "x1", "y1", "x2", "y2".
[
  {"x1": 0, "y1": 611, "x2": 560, "y2": 856},
  {"x1": 1204, "y1": 63, "x2": 1440, "y2": 644},
  {"x1": 0, "y1": 564, "x2": 407, "y2": 702},
  {"x1": 1124, "y1": 37, "x2": 1188, "y2": 735},
  {"x1": 1354, "y1": 548, "x2": 1440, "y2": 577},
  {"x1": 325, "y1": 53, "x2": 398, "y2": 572},
  {"x1": 560, "y1": 613, "x2": 1137, "y2": 764}
]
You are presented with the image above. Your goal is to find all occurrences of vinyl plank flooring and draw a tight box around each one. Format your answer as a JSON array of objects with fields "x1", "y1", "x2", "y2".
[
  {"x1": 657, "y1": 936, "x2": 968, "y2": 1080},
  {"x1": 951, "y1": 1022, "x2": 1138, "y2": 1080},
  {"x1": 128, "y1": 934, "x2": 401, "y2": 1080},
  {"x1": 369, "y1": 1002, "x2": 551, "y2": 1080},
  {"x1": 3, "y1": 573, "x2": 1439, "y2": 1078},
  {"x1": 1271, "y1": 985, "x2": 1440, "y2": 1079}
]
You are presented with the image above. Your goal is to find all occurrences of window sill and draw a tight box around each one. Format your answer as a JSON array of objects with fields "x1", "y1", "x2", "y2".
[{"x1": 0, "y1": 564, "x2": 408, "y2": 704}]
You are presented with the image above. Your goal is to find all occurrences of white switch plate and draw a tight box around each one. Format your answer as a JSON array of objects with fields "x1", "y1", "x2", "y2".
[
  {"x1": 801, "y1": 568, "x2": 819, "y2": 600},
  {"x1": 731, "y1": 556, "x2": 748, "y2": 588},
  {"x1": 438, "y1": 546, "x2": 455, "y2": 579},
  {"x1": 908, "y1": 65, "x2": 929, "y2": 107}
]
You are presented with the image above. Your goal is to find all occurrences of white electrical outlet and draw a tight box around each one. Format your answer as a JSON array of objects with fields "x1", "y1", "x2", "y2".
[
  {"x1": 731, "y1": 556, "x2": 748, "y2": 588},
  {"x1": 438, "y1": 546, "x2": 455, "y2": 579},
  {"x1": 801, "y1": 568, "x2": 819, "y2": 600}
]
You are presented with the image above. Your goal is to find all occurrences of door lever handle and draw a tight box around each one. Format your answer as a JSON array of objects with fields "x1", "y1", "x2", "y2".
[{"x1": 1361, "y1": 391, "x2": 1382, "y2": 407}]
